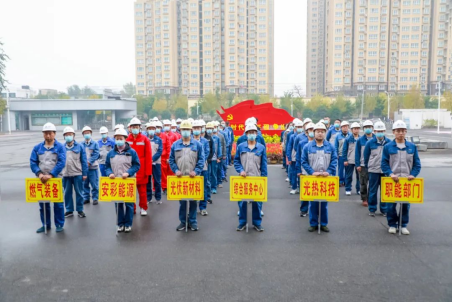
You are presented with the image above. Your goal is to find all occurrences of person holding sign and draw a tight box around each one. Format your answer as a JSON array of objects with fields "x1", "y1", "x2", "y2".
[
  {"x1": 234, "y1": 123, "x2": 268, "y2": 232},
  {"x1": 82, "y1": 126, "x2": 100, "y2": 205},
  {"x1": 169, "y1": 120, "x2": 205, "y2": 231},
  {"x1": 127, "y1": 117, "x2": 152, "y2": 216},
  {"x1": 105, "y1": 128, "x2": 141, "y2": 233},
  {"x1": 363, "y1": 121, "x2": 391, "y2": 217},
  {"x1": 29, "y1": 123, "x2": 66, "y2": 233},
  {"x1": 296, "y1": 122, "x2": 315, "y2": 217},
  {"x1": 301, "y1": 122, "x2": 338, "y2": 233},
  {"x1": 342, "y1": 122, "x2": 361, "y2": 196},
  {"x1": 62, "y1": 127, "x2": 88, "y2": 218},
  {"x1": 381, "y1": 120, "x2": 421, "y2": 235},
  {"x1": 192, "y1": 120, "x2": 211, "y2": 216},
  {"x1": 355, "y1": 120, "x2": 375, "y2": 207},
  {"x1": 145, "y1": 122, "x2": 163, "y2": 204}
]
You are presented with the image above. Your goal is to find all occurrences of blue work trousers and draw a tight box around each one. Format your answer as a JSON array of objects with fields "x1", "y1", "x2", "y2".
[
  {"x1": 368, "y1": 172, "x2": 387, "y2": 214},
  {"x1": 99, "y1": 164, "x2": 107, "y2": 177},
  {"x1": 146, "y1": 163, "x2": 162, "y2": 201},
  {"x1": 386, "y1": 203, "x2": 410, "y2": 228},
  {"x1": 83, "y1": 169, "x2": 99, "y2": 201},
  {"x1": 309, "y1": 201, "x2": 328, "y2": 227},
  {"x1": 238, "y1": 201, "x2": 263, "y2": 226},
  {"x1": 116, "y1": 202, "x2": 134, "y2": 227},
  {"x1": 179, "y1": 200, "x2": 198, "y2": 225},
  {"x1": 338, "y1": 157, "x2": 345, "y2": 185},
  {"x1": 199, "y1": 170, "x2": 210, "y2": 210},
  {"x1": 63, "y1": 175, "x2": 84, "y2": 212},
  {"x1": 345, "y1": 164, "x2": 360, "y2": 193},
  {"x1": 209, "y1": 160, "x2": 218, "y2": 190},
  {"x1": 39, "y1": 202, "x2": 65, "y2": 228}
]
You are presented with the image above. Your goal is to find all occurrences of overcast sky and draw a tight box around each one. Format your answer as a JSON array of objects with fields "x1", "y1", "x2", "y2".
[{"x1": 0, "y1": 0, "x2": 305, "y2": 97}]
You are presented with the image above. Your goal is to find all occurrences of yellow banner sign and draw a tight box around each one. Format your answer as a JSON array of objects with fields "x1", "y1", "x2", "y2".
[
  {"x1": 299, "y1": 176, "x2": 339, "y2": 202},
  {"x1": 167, "y1": 176, "x2": 204, "y2": 200},
  {"x1": 25, "y1": 178, "x2": 64, "y2": 203},
  {"x1": 381, "y1": 177, "x2": 424, "y2": 204},
  {"x1": 230, "y1": 176, "x2": 267, "y2": 202},
  {"x1": 99, "y1": 177, "x2": 136, "y2": 202}
]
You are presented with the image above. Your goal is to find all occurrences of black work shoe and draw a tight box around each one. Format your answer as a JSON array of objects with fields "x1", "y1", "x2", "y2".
[
  {"x1": 78, "y1": 211, "x2": 86, "y2": 218},
  {"x1": 64, "y1": 212, "x2": 74, "y2": 218},
  {"x1": 83, "y1": 200, "x2": 90, "y2": 204},
  {"x1": 308, "y1": 226, "x2": 316, "y2": 232},
  {"x1": 368, "y1": 212, "x2": 375, "y2": 217},
  {"x1": 320, "y1": 226, "x2": 330, "y2": 232},
  {"x1": 176, "y1": 223, "x2": 186, "y2": 231},
  {"x1": 253, "y1": 225, "x2": 264, "y2": 232},
  {"x1": 237, "y1": 224, "x2": 246, "y2": 231},
  {"x1": 300, "y1": 211, "x2": 308, "y2": 217},
  {"x1": 92, "y1": 200, "x2": 98, "y2": 205},
  {"x1": 189, "y1": 224, "x2": 199, "y2": 231},
  {"x1": 207, "y1": 199, "x2": 213, "y2": 204}
]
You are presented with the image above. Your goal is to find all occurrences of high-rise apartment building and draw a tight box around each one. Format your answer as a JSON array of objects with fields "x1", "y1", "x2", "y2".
[
  {"x1": 134, "y1": 0, "x2": 274, "y2": 98},
  {"x1": 307, "y1": 0, "x2": 452, "y2": 97}
]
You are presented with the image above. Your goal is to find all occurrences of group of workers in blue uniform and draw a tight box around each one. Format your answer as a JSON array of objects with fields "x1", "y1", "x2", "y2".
[
  {"x1": 282, "y1": 117, "x2": 421, "y2": 234},
  {"x1": 30, "y1": 112, "x2": 421, "y2": 235}
]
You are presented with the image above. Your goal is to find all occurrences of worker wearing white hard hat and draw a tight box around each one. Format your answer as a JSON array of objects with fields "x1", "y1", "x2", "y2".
[
  {"x1": 287, "y1": 119, "x2": 305, "y2": 195},
  {"x1": 301, "y1": 122, "x2": 337, "y2": 233},
  {"x1": 145, "y1": 121, "x2": 163, "y2": 204},
  {"x1": 355, "y1": 120, "x2": 375, "y2": 207},
  {"x1": 176, "y1": 118, "x2": 182, "y2": 132},
  {"x1": 153, "y1": 120, "x2": 171, "y2": 194},
  {"x1": 343, "y1": 122, "x2": 361, "y2": 196},
  {"x1": 61, "y1": 126, "x2": 89, "y2": 219},
  {"x1": 363, "y1": 121, "x2": 391, "y2": 217},
  {"x1": 333, "y1": 120, "x2": 351, "y2": 187},
  {"x1": 126, "y1": 117, "x2": 153, "y2": 216},
  {"x1": 211, "y1": 120, "x2": 227, "y2": 193},
  {"x1": 326, "y1": 119, "x2": 342, "y2": 143},
  {"x1": 98, "y1": 127, "x2": 115, "y2": 177},
  {"x1": 192, "y1": 120, "x2": 211, "y2": 216},
  {"x1": 30, "y1": 122, "x2": 66, "y2": 233},
  {"x1": 295, "y1": 121, "x2": 316, "y2": 217},
  {"x1": 381, "y1": 120, "x2": 421, "y2": 235},
  {"x1": 81, "y1": 125, "x2": 100, "y2": 206},
  {"x1": 169, "y1": 120, "x2": 204, "y2": 232},
  {"x1": 105, "y1": 128, "x2": 141, "y2": 233},
  {"x1": 234, "y1": 122, "x2": 267, "y2": 232},
  {"x1": 170, "y1": 120, "x2": 181, "y2": 138}
]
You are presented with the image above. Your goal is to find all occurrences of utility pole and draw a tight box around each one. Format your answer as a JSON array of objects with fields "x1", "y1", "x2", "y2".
[
  {"x1": 291, "y1": 98, "x2": 293, "y2": 116},
  {"x1": 360, "y1": 87, "x2": 365, "y2": 121},
  {"x1": 385, "y1": 91, "x2": 390, "y2": 120},
  {"x1": 6, "y1": 88, "x2": 11, "y2": 135}
]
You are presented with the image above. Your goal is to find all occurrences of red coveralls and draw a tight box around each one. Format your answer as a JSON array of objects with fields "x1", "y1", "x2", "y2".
[
  {"x1": 158, "y1": 132, "x2": 171, "y2": 190},
  {"x1": 165, "y1": 131, "x2": 179, "y2": 179},
  {"x1": 126, "y1": 133, "x2": 152, "y2": 211}
]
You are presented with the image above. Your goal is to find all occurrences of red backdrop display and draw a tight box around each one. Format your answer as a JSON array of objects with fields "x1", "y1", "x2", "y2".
[{"x1": 216, "y1": 100, "x2": 293, "y2": 136}]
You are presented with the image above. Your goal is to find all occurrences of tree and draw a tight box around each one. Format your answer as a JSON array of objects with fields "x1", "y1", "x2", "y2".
[
  {"x1": 136, "y1": 95, "x2": 155, "y2": 115},
  {"x1": 0, "y1": 98, "x2": 6, "y2": 115},
  {"x1": 122, "y1": 82, "x2": 136, "y2": 97},
  {"x1": 161, "y1": 110, "x2": 171, "y2": 120},
  {"x1": 200, "y1": 92, "x2": 218, "y2": 116},
  {"x1": 0, "y1": 40, "x2": 9, "y2": 93},
  {"x1": 424, "y1": 96, "x2": 438, "y2": 109},
  {"x1": 67, "y1": 85, "x2": 81, "y2": 98},
  {"x1": 152, "y1": 98, "x2": 167, "y2": 113},
  {"x1": 403, "y1": 85, "x2": 424, "y2": 109},
  {"x1": 88, "y1": 94, "x2": 101, "y2": 99},
  {"x1": 81, "y1": 86, "x2": 96, "y2": 98},
  {"x1": 441, "y1": 90, "x2": 452, "y2": 112},
  {"x1": 388, "y1": 95, "x2": 404, "y2": 120},
  {"x1": 175, "y1": 108, "x2": 187, "y2": 119},
  {"x1": 170, "y1": 94, "x2": 188, "y2": 112},
  {"x1": 148, "y1": 109, "x2": 159, "y2": 120}
]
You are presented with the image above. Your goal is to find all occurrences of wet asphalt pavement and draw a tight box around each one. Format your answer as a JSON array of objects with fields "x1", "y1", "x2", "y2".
[{"x1": 0, "y1": 133, "x2": 451, "y2": 302}]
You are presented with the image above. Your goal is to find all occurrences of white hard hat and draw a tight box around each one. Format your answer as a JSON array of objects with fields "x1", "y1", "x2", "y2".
[
  {"x1": 129, "y1": 117, "x2": 141, "y2": 126},
  {"x1": 392, "y1": 120, "x2": 407, "y2": 130},
  {"x1": 188, "y1": 118, "x2": 194, "y2": 123},
  {"x1": 374, "y1": 121, "x2": 386, "y2": 131},
  {"x1": 294, "y1": 119, "x2": 304, "y2": 127},
  {"x1": 303, "y1": 118, "x2": 312, "y2": 125},
  {"x1": 176, "y1": 118, "x2": 182, "y2": 123},
  {"x1": 199, "y1": 120, "x2": 206, "y2": 126},
  {"x1": 114, "y1": 128, "x2": 128, "y2": 138},
  {"x1": 114, "y1": 124, "x2": 124, "y2": 131},
  {"x1": 305, "y1": 122, "x2": 315, "y2": 130},
  {"x1": 171, "y1": 120, "x2": 177, "y2": 127},
  {"x1": 293, "y1": 118, "x2": 301, "y2": 124},
  {"x1": 163, "y1": 119, "x2": 171, "y2": 125},
  {"x1": 147, "y1": 122, "x2": 156, "y2": 128},
  {"x1": 99, "y1": 126, "x2": 108, "y2": 134},
  {"x1": 340, "y1": 121, "x2": 350, "y2": 127},
  {"x1": 363, "y1": 120, "x2": 374, "y2": 127},
  {"x1": 180, "y1": 120, "x2": 192, "y2": 129},
  {"x1": 42, "y1": 122, "x2": 57, "y2": 132},
  {"x1": 155, "y1": 121, "x2": 163, "y2": 128},
  {"x1": 351, "y1": 122, "x2": 361, "y2": 129},
  {"x1": 214, "y1": 121, "x2": 220, "y2": 126},
  {"x1": 192, "y1": 120, "x2": 203, "y2": 127},
  {"x1": 63, "y1": 126, "x2": 75, "y2": 135},
  {"x1": 313, "y1": 122, "x2": 327, "y2": 131},
  {"x1": 152, "y1": 117, "x2": 159, "y2": 122},
  {"x1": 245, "y1": 123, "x2": 258, "y2": 133},
  {"x1": 82, "y1": 126, "x2": 92, "y2": 133}
]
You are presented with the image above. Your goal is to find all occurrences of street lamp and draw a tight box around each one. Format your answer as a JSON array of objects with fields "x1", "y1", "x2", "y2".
[
  {"x1": 437, "y1": 81, "x2": 442, "y2": 134},
  {"x1": 360, "y1": 85, "x2": 365, "y2": 121},
  {"x1": 383, "y1": 91, "x2": 390, "y2": 120}
]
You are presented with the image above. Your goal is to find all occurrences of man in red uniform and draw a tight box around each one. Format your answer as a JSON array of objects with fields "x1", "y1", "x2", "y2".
[
  {"x1": 126, "y1": 117, "x2": 152, "y2": 215},
  {"x1": 162, "y1": 119, "x2": 178, "y2": 193},
  {"x1": 171, "y1": 120, "x2": 181, "y2": 140},
  {"x1": 156, "y1": 121, "x2": 171, "y2": 194}
]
